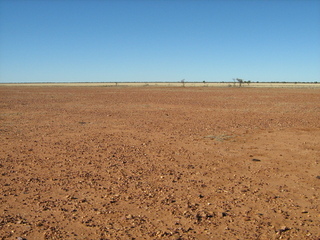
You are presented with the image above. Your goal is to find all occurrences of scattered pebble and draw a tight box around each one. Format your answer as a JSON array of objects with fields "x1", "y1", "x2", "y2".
[
  {"x1": 252, "y1": 158, "x2": 261, "y2": 162},
  {"x1": 219, "y1": 212, "x2": 228, "y2": 217},
  {"x1": 278, "y1": 226, "x2": 290, "y2": 233}
]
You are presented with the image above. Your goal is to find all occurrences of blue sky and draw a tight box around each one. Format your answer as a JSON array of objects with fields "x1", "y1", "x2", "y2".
[{"x1": 0, "y1": 0, "x2": 319, "y2": 83}]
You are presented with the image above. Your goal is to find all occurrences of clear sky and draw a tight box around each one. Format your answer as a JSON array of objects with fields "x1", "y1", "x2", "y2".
[{"x1": 1, "y1": 0, "x2": 319, "y2": 83}]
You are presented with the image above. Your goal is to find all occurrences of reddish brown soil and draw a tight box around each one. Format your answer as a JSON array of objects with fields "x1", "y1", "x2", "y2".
[{"x1": 0, "y1": 86, "x2": 319, "y2": 240}]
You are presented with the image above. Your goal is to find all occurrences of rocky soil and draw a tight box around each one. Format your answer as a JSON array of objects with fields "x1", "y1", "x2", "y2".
[{"x1": 0, "y1": 86, "x2": 319, "y2": 239}]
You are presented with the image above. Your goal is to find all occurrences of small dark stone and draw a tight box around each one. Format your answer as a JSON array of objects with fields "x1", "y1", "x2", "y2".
[
  {"x1": 278, "y1": 226, "x2": 290, "y2": 233},
  {"x1": 220, "y1": 212, "x2": 228, "y2": 217},
  {"x1": 252, "y1": 158, "x2": 261, "y2": 162},
  {"x1": 316, "y1": 176, "x2": 320, "y2": 179}
]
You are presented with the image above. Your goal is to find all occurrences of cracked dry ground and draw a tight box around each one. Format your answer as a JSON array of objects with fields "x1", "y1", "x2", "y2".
[{"x1": 0, "y1": 86, "x2": 319, "y2": 240}]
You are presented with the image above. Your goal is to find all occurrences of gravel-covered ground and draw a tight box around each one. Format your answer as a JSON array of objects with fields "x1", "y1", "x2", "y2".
[{"x1": 0, "y1": 86, "x2": 319, "y2": 239}]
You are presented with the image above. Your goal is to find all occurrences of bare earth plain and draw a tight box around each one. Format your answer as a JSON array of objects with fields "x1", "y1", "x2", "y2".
[{"x1": 0, "y1": 86, "x2": 319, "y2": 240}]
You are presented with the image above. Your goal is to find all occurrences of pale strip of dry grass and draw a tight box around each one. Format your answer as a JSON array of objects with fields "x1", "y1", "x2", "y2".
[{"x1": 0, "y1": 82, "x2": 319, "y2": 88}]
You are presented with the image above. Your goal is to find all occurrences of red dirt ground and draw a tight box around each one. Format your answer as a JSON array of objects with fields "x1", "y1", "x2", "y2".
[{"x1": 0, "y1": 86, "x2": 319, "y2": 240}]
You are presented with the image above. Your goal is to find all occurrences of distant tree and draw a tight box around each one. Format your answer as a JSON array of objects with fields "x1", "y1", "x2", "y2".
[
  {"x1": 232, "y1": 78, "x2": 236, "y2": 87},
  {"x1": 203, "y1": 80, "x2": 207, "y2": 87},
  {"x1": 181, "y1": 79, "x2": 185, "y2": 87},
  {"x1": 236, "y1": 78, "x2": 244, "y2": 87}
]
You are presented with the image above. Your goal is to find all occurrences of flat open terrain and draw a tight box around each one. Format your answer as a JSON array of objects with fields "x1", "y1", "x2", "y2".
[
  {"x1": 1, "y1": 82, "x2": 320, "y2": 88},
  {"x1": 0, "y1": 86, "x2": 319, "y2": 239}
]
